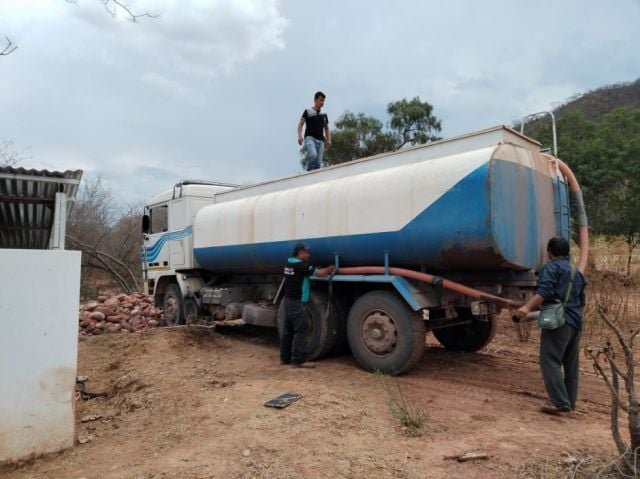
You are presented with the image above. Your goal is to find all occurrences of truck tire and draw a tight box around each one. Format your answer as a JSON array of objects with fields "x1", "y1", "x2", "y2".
[
  {"x1": 183, "y1": 297, "x2": 200, "y2": 325},
  {"x1": 347, "y1": 290, "x2": 426, "y2": 375},
  {"x1": 277, "y1": 290, "x2": 340, "y2": 361},
  {"x1": 163, "y1": 283, "x2": 185, "y2": 326},
  {"x1": 432, "y1": 309, "x2": 497, "y2": 351}
]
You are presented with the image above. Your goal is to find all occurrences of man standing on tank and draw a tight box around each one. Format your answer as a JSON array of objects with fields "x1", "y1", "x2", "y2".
[
  {"x1": 280, "y1": 243, "x2": 335, "y2": 368},
  {"x1": 516, "y1": 237, "x2": 588, "y2": 415},
  {"x1": 297, "y1": 91, "x2": 331, "y2": 171}
]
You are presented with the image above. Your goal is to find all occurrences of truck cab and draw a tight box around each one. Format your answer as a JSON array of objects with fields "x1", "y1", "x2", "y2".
[{"x1": 142, "y1": 181, "x2": 236, "y2": 322}]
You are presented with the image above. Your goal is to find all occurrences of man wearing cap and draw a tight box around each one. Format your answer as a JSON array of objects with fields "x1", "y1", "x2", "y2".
[{"x1": 280, "y1": 243, "x2": 335, "y2": 368}]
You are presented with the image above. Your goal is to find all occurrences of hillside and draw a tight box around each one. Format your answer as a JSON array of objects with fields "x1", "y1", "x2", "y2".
[
  {"x1": 520, "y1": 78, "x2": 640, "y2": 134},
  {"x1": 555, "y1": 79, "x2": 640, "y2": 120}
]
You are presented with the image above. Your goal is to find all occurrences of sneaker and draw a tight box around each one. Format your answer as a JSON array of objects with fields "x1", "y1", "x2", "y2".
[
  {"x1": 540, "y1": 403, "x2": 571, "y2": 415},
  {"x1": 291, "y1": 361, "x2": 316, "y2": 369}
]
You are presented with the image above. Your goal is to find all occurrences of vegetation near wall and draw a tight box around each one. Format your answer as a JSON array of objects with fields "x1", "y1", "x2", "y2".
[{"x1": 67, "y1": 176, "x2": 142, "y2": 297}]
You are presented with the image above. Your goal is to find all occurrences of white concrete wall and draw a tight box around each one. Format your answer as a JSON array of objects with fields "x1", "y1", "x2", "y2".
[{"x1": 0, "y1": 249, "x2": 81, "y2": 463}]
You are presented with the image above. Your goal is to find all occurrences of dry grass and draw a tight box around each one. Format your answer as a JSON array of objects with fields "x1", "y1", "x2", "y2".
[
  {"x1": 377, "y1": 373, "x2": 429, "y2": 437},
  {"x1": 582, "y1": 236, "x2": 640, "y2": 344},
  {"x1": 514, "y1": 451, "x2": 639, "y2": 479}
]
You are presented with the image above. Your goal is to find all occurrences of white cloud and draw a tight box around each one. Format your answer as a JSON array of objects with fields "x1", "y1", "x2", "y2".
[
  {"x1": 70, "y1": 0, "x2": 289, "y2": 77},
  {"x1": 140, "y1": 71, "x2": 206, "y2": 105},
  {"x1": 0, "y1": 0, "x2": 638, "y2": 206}
]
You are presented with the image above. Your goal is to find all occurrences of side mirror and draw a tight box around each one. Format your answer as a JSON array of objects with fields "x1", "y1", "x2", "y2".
[{"x1": 142, "y1": 214, "x2": 150, "y2": 234}]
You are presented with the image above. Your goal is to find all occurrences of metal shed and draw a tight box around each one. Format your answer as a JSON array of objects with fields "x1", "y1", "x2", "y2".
[
  {"x1": 0, "y1": 166, "x2": 83, "y2": 249},
  {"x1": 0, "y1": 165, "x2": 83, "y2": 463}
]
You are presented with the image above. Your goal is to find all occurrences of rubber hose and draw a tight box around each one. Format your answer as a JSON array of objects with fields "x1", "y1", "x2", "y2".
[
  {"x1": 545, "y1": 156, "x2": 589, "y2": 273},
  {"x1": 335, "y1": 266, "x2": 520, "y2": 309}
]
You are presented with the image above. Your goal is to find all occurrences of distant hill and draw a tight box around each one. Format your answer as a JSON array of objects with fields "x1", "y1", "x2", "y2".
[
  {"x1": 520, "y1": 78, "x2": 640, "y2": 134},
  {"x1": 553, "y1": 79, "x2": 640, "y2": 120}
]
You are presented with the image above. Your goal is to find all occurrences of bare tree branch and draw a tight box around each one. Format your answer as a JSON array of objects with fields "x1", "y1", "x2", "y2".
[
  {"x1": 592, "y1": 298, "x2": 640, "y2": 474},
  {"x1": 100, "y1": 0, "x2": 158, "y2": 22},
  {"x1": 0, "y1": 36, "x2": 17, "y2": 56},
  {"x1": 597, "y1": 304, "x2": 637, "y2": 402},
  {"x1": 65, "y1": 0, "x2": 158, "y2": 22},
  {"x1": 611, "y1": 358, "x2": 631, "y2": 458},
  {"x1": 586, "y1": 346, "x2": 630, "y2": 412},
  {"x1": 0, "y1": 139, "x2": 30, "y2": 167},
  {"x1": 84, "y1": 259, "x2": 132, "y2": 293},
  {"x1": 67, "y1": 235, "x2": 140, "y2": 292},
  {"x1": 604, "y1": 348, "x2": 632, "y2": 411}
]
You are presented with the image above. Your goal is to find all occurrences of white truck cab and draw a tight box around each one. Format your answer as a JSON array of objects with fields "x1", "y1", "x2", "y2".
[{"x1": 142, "y1": 180, "x2": 236, "y2": 322}]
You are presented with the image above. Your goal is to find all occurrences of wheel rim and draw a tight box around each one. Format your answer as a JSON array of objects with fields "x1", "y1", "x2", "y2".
[{"x1": 361, "y1": 310, "x2": 397, "y2": 355}]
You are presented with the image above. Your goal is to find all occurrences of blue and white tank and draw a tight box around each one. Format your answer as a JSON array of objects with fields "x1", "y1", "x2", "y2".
[{"x1": 193, "y1": 126, "x2": 568, "y2": 274}]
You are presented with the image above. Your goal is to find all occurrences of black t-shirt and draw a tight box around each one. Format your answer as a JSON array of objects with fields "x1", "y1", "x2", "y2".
[
  {"x1": 302, "y1": 108, "x2": 328, "y2": 141},
  {"x1": 283, "y1": 258, "x2": 315, "y2": 301}
]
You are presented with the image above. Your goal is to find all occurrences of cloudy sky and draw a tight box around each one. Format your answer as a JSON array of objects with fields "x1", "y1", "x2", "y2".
[{"x1": 1, "y1": 0, "x2": 639, "y2": 206}]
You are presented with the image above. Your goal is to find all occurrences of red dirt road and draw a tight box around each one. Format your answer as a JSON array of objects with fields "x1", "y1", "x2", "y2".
[{"x1": 2, "y1": 321, "x2": 615, "y2": 479}]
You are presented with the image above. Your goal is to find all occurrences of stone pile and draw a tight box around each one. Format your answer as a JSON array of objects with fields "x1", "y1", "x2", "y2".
[{"x1": 78, "y1": 292, "x2": 164, "y2": 335}]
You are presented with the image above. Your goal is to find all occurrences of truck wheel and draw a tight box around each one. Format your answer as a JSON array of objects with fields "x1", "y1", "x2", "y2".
[
  {"x1": 347, "y1": 290, "x2": 426, "y2": 375},
  {"x1": 163, "y1": 284, "x2": 185, "y2": 326},
  {"x1": 432, "y1": 309, "x2": 497, "y2": 351},
  {"x1": 183, "y1": 297, "x2": 200, "y2": 325},
  {"x1": 277, "y1": 290, "x2": 340, "y2": 361}
]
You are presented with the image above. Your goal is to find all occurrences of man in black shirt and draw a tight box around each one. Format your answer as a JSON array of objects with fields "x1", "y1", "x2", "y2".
[
  {"x1": 280, "y1": 242, "x2": 335, "y2": 368},
  {"x1": 297, "y1": 91, "x2": 332, "y2": 171}
]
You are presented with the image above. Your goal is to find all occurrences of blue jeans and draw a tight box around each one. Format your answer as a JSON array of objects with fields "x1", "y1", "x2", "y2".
[{"x1": 304, "y1": 136, "x2": 325, "y2": 171}]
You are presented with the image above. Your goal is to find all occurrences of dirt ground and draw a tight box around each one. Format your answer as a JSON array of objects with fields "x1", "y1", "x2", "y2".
[{"x1": 2, "y1": 318, "x2": 619, "y2": 479}]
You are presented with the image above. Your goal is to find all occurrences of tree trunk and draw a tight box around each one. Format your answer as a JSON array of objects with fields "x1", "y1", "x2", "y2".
[
  {"x1": 629, "y1": 403, "x2": 640, "y2": 461},
  {"x1": 611, "y1": 366, "x2": 629, "y2": 456}
]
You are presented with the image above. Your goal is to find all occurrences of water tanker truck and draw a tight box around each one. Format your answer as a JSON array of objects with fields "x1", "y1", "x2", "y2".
[{"x1": 142, "y1": 125, "x2": 588, "y2": 375}]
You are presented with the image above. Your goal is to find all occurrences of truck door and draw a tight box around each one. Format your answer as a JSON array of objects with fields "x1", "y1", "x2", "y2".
[
  {"x1": 168, "y1": 199, "x2": 187, "y2": 268},
  {"x1": 144, "y1": 203, "x2": 170, "y2": 271}
]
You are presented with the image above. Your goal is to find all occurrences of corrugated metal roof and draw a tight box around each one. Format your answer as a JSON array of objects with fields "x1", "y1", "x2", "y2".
[{"x1": 0, "y1": 166, "x2": 83, "y2": 249}]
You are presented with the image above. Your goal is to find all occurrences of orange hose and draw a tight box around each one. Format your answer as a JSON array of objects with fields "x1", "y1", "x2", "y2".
[
  {"x1": 335, "y1": 266, "x2": 520, "y2": 309},
  {"x1": 544, "y1": 155, "x2": 589, "y2": 273}
]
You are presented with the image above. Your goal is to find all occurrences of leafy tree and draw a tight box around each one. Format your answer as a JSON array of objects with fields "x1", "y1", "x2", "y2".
[
  {"x1": 529, "y1": 107, "x2": 640, "y2": 279},
  {"x1": 599, "y1": 108, "x2": 640, "y2": 279},
  {"x1": 316, "y1": 97, "x2": 441, "y2": 167},
  {"x1": 388, "y1": 96, "x2": 442, "y2": 148},
  {"x1": 609, "y1": 182, "x2": 640, "y2": 280},
  {"x1": 324, "y1": 112, "x2": 396, "y2": 165}
]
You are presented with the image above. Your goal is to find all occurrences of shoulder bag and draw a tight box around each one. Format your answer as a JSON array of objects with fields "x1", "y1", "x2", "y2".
[{"x1": 537, "y1": 264, "x2": 576, "y2": 330}]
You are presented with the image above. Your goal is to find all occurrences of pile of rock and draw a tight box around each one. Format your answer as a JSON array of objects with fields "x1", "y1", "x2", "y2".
[{"x1": 78, "y1": 292, "x2": 164, "y2": 335}]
